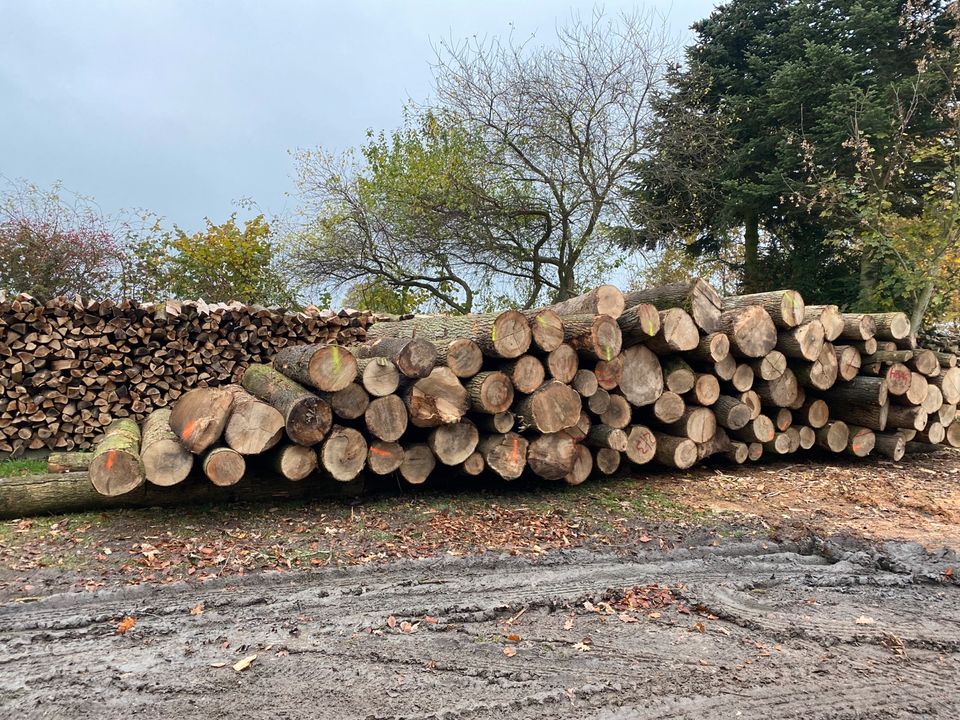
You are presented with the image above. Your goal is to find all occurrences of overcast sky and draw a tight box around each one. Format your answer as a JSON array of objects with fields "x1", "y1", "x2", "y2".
[{"x1": 0, "y1": 1, "x2": 714, "y2": 229}]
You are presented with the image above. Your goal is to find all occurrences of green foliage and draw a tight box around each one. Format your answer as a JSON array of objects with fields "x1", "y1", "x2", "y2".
[
  {"x1": 0, "y1": 458, "x2": 47, "y2": 478},
  {"x1": 343, "y1": 279, "x2": 429, "y2": 314},
  {"x1": 631, "y1": 0, "x2": 955, "y2": 307},
  {"x1": 122, "y1": 214, "x2": 299, "y2": 306}
]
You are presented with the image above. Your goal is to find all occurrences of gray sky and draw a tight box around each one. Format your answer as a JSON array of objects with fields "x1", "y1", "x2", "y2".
[{"x1": 0, "y1": 1, "x2": 713, "y2": 229}]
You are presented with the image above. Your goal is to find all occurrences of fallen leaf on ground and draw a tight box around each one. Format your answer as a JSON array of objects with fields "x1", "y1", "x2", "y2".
[
  {"x1": 190, "y1": 602, "x2": 204, "y2": 616},
  {"x1": 574, "y1": 641, "x2": 592, "y2": 652},
  {"x1": 856, "y1": 615, "x2": 876, "y2": 625},
  {"x1": 116, "y1": 616, "x2": 136, "y2": 635},
  {"x1": 563, "y1": 616, "x2": 575, "y2": 631},
  {"x1": 503, "y1": 646, "x2": 517, "y2": 657},
  {"x1": 233, "y1": 654, "x2": 257, "y2": 672},
  {"x1": 506, "y1": 633, "x2": 521, "y2": 642},
  {"x1": 399, "y1": 621, "x2": 414, "y2": 633},
  {"x1": 386, "y1": 615, "x2": 397, "y2": 628},
  {"x1": 210, "y1": 661, "x2": 226, "y2": 668}
]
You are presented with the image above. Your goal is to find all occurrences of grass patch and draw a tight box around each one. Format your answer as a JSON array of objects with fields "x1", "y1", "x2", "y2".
[{"x1": 0, "y1": 458, "x2": 48, "y2": 478}]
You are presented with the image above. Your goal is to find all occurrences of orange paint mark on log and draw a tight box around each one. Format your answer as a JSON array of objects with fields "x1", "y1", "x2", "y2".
[
  {"x1": 511, "y1": 435, "x2": 520, "y2": 462},
  {"x1": 106, "y1": 450, "x2": 116, "y2": 470},
  {"x1": 181, "y1": 419, "x2": 196, "y2": 440},
  {"x1": 370, "y1": 446, "x2": 393, "y2": 457}
]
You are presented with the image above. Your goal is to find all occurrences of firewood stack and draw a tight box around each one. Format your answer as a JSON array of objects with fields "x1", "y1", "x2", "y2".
[
  {"x1": 0, "y1": 292, "x2": 375, "y2": 454},
  {"x1": 75, "y1": 280, "x2": 960, "y2": 498}
]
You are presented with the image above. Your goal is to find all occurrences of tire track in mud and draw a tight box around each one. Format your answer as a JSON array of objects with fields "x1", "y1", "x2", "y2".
[{"x1": 1, "y1": 539, "x2": 957, "y2": 719}]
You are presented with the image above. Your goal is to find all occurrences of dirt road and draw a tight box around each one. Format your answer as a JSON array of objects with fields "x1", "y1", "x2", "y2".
[{"x1": 2, "y1": 536, "x2": 957, "y2": 719}]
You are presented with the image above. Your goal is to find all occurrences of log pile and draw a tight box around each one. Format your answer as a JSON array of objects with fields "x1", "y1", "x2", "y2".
[
  {"x1": 64, "y1": 280, "x2": 959, "y2": 502},
  {"x1": 0, "y1": 293, "x2": 376, "y2": 454}
]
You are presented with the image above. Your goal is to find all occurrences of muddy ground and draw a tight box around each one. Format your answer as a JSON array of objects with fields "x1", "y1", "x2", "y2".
[{"x1": 1, "y1": 451, "x2": 959, "y2": 718}]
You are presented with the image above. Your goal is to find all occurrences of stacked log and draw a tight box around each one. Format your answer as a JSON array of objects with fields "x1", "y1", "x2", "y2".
[
  {"x1": 22, "y1": 282, "x2": 960, "y2": 509},
  {"x1": 0, "y1": 293, "x2": 375, "y2": 454}
]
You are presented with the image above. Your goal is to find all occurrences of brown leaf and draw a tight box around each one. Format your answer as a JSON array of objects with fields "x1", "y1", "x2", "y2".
[
  {"x1": 503, "y1": 646, "x2": 517, "y2": 657},
  {"x1": 116, "y1": 616, "x2": 136, "y2": 635},
  {"x1": 563, "y1": 616, "x2": 575, "y2": 631},
  {"x1": 855, "y1": 615, "x2": 876, "y2": 625},
  {"x1": 233, "y1": 654, "x2": 257, "y2": 672},
  {"x1": 573, "y1": 641, "x2": 592, "y2": 652},
  {"x1": 399, "y1": 621, "x2": 414, "y2": 633},
  {"x1": 639, "y1": 533, "x2": 652, "y2": 543},
  {"x1": 190, "y1": 602, "x2": 205, "y2": 616},
  {"x1": 386, "y1": 615, "x2": 397, "y2": 628},
  {"x1": 209, "y1": 661, "x2": 227, "y2": 668},
  {"x1": 506, "y1": 633, "x2": 521, "y2": 642},
  {"x1": 618, "y1": 613, "x2": 637, "y2": 624},
  {"x1": 692, "y1": 621, "x2": 705, "y2": 633},
  {"x1": 423, "y1": 616, "x2": 439, "y2": 624}
]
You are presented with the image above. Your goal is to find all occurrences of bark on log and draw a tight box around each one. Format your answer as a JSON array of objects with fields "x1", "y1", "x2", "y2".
[
  {"x1": 478, "y1": 432, "x2": 528, "y2": 480},
  {"x1": 89, "y1": 419, "x2": 144, "y2": 497},
  {"x1": 546, "y1": 284, "x2": 625, "y2": 319},
  {"x1": 321, "y1": 425, "x2": 368, "y2": 481},
  {"x1": 203, "y1": 446, "x2": 245, "y2": 487},
  {"x1": 825, "y1": 376, "x2": 889, "y2": 406},
  {"x1": 586, "y1": 424, "x2": 628, "y2": 452},
  {"x1": 466, "y1": 371, "x2": 515, "y2": 414},
  {"x1": 623, "y1": 279, "x2": 722, "y2": 334},
  {"x1": 685, "y1": 333, "x2": 730, "y2": 363},
  {"x1": 697, "y1": 428, "x2": 732, "y2": 460},
  {"x1": 873, "y1": 432, "x2": 906, "y2": 461},
  {"x1": 754, "y1": 369, "x2": 799, "y2": 407},
  {"x1": 404, "y1": 367, "x2": 470, "y2": 428},
  {"x1": 719, "y1": 306, "x2": 778, "y2": 358},
  {"x1": 355, "y1": 337, "x2": 437, "y2": 379},
  {"x1": 562, "y1": 314, "x2": 622, "y2": 361},
  {"x1": 367, "y1": 440, "x2": 404, "y2": 475},
  {"x1": 652, "y1": 432, "x2": 698, "y2": 469},
  {"x1": 725, "y1": 290, "x2": 804, "y2": 329},
  {"x1": 367, "y1": 311, "x2": 531, "y2": 359},
  {"x1": 169, "y1": 387, "x2": 234, "y2": 454},
  {"x1": 222, "y1": 385, "x2": 284, "y2": 455},
  {"x1": 886, "y1": 404, "x2": 928, "y2": 431},
  {"x1": 829, "y1": 402, "x2": 890, "y2": 432},
  {"x1": 140, "y1": 408, "x2": 193, "y2": 486},
  {"x1": 616, "y1": 303, "x2": 661, "y2": 345},
  {"x1": 513, "y1": 380, "x2": 582, "y2": 433},
  {"x1": 47, "y1": 452, "x2": 92, "y2": 473},
  {"x1": 763, "y1": 432, "x2": 793, "y2": 455},
  {"x1": 241, "y1": 364, "x2": 332, "y2": 446},
  {"x1": 838, "y1": 313, "x2": 878, "y2": 341},
  {"x1": 713, "y1": 396, "x2": 753, "y2": 431},
  {"x1": 740, "y1": 391, "x2": 762, "y2": 419},
  {"x1": 914, "y1": 422, "x2": 945, "y2": 445},
  {"x1": 428, "y1": 421, "x2": 480, "y2": 465},
  {"x1": 869, "y1": 312, "x2": 911, "y2": 341},
  {"x1": 776, "y1": 321, "x2": 825, "y2": 361},
  {"x1": 619, "y1": 344, "x2": 664, "y2": 407},
  {"x1": 474, "y1": 412, "x2": 515, "y2": 434},
  {"x1": 730, "y1": 415, "x2": 776, "y2": 443},
  {"x1": 726, "y1": 441, "x2": 750, "y2": 464},
  {"x1": 587, "y1": 387, "x2": 612, "y2": 415},
  {"x1": 665, "y1": 407, "x2": 717, "y2": 443},
  {"x1": 272, "y1": 344, "x2": 357, "y2": 392}
]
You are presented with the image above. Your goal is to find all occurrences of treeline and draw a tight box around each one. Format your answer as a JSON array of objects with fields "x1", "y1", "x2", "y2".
[{"x1": 4, "y1": 1, "x2": 958, "y2": 329}]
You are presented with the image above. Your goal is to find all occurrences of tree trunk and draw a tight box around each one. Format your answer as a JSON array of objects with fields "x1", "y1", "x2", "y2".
[
  {"x1": 272, "y1": 344, "x2": 357, "y2": 392},
  {"x1": 725, "y1": 290, "x2": 805, "y2": 329},
  {"x1": 598, "y1": 394, "x2": 632, "y2": 430},
  {"x1": 366, "y1": 311, "x2": 532, "y2": 359},
  {"x1": 845, "y1": 426, "x2": 876, "y2": 457},
  {"x1": 355, "y1": 337, "x2": 437, "y2": 379},
  {"x1": 47, "y1": 452, "x2": 92, "y2": 473},
  {"x1": 652, "y1": 432, "x2": 698, "y2": 469},
  {"x1": 203, "y1": 446, "x2": 246, "y2": 487},
  {"x1": 622, "y1": 279, "x2": 722, "y2": 334},
  {"x1": 563, "y1": 444, "x2": 594, "y2": 486},
  {"x1": 685, "y1": 333, "x2": 730, "y2": 363},
  {"x1": 562, "y1": 314, "x2": 622, "y2": 361},
  {"x1": 712, "y1": 396, "x2": 753, "y2": 431},
  {"x1": 435, "y1": 338, "x2": 483, "y2": 378},
  {"x1": 168, "y1": 387, "x2": 234, "y2": 454},
  {"x1": 650, "y1": 391, "x2": 685, "y2": 423},
  {"x1": 399, "y1": 443, "x2": 435, "y2": 484},
  {"x1": 645, "y1": 309, "x2": 699, "y2": 353},
  {"x1": 325, "y1": 383, "x2": 370, "y2": 420},
  {"x1": 616, "y1": 303, "x2": 661, "y2": 344},
  {"x1": 776, "y1": 321, "x2": 825, "y2": 361},
  {"x1": 718, "y1": 306, "x2": 778, "y2": 358},
  {"x1": 661, "y1": 356, "x2": 696, "y2": 394},
  {"x1": 545, "y1": 284, "x2": 625, "y2": 319},
  {"x1": 594, "y1": 447, "x2": 622, "y2": 475},
  {"x1": 89, "y1": 419, "x2": 144, "y2": 497},
  {"x1": 751, "y1": 351, "x2": 787, "y2": 381},
  {"x1": 804, "y1": 305, "x2": 844, "y2": 342},
  {"x1": 572, "y1": 369, "x2": 599, "y2": 398},
  {"x1": 140, "y1": 408, "x2": 193, "y2": 486},
  {"x1": 241, "y1": 364, "x2": 332, "y2": 446},
  {"x1": 665, "y1": 407, "x2": 716, "y2": 443},
  {"x1": 525, "y1": 309, "x2": 565, "y2": 353}
]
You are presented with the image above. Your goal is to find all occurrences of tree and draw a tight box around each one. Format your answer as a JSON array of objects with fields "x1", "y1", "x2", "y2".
[
  {"x1": 799, "y1": 2, "x2": 959, "y2": 330},
  {"x1": 0, "y1": 179, "x2": 120, "y2": 299},
  {"x1": 630, "y1": 0, "x2": 952, "y2": 304},
  {"x1": 123, "y1": 214, "x2": 298, "y2": 306},
  {"x1": 343, "y1": 279, "x2": 429, "y2": 315},
  {"x1": 294, "y1": 10, "x2": 675, "y2": 311}
]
